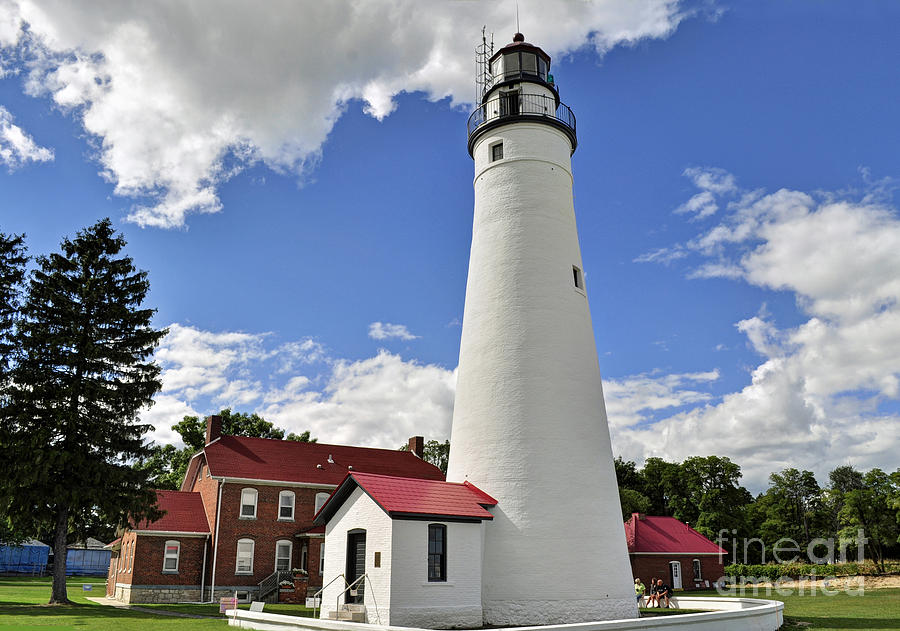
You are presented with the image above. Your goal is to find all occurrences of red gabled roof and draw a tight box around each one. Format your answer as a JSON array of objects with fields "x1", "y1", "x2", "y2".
[
  {"x1": 199, "y1": 436, "x2": 444, "y2": 485},
  {"x1": 315, "y1": 472, "x2": 497, "y2": 523},
  {"x1": 624, "y1": 514, "x2": 726, "y2": 555},
  {"x1": 134, "y1": 490, "x2": 210, "y2": 533}
]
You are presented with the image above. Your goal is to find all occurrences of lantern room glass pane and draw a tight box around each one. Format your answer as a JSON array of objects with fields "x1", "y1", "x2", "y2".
[
  {"x1": 504, "y1": 52, "x2": 519, "y2": 74},
  {"x1": 522, "y1": 52, "x2": 537, "y2": 74},
  {"x1": 538, "y1": 58, "x2": 547, "y2": 79}
]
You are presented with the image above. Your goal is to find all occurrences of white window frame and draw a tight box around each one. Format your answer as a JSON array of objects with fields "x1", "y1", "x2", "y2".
[
  {"x1": 314, "y1": 492, "x2": 330, "y2": 515},
  {"x1": 693, "y1": 558, "x2": 702, "y2": 580},
  {"x1": 319, "y1": 542, "x2": 325, "y2": 575},
  {"x1": 162, "y1": 540, "x2": 180, "y2": 573},
  {"x1": 127, "y1": 540, "x2": 133, "y2": 573},
  {"x1": 300, "y1": 543, "x2": 308, "y2": 572},
  {"x1": 275, "y1": 539, "x2": 293, "y2": 572},
  {"x1": 278, "y1": 490, "x2": 295, "y2": 521},
  {"x1": 240, "y1": 487, "x2": 258, "y2": 519},
  {"x1": 236, "y1": 538, "x2": 255, "y2": 575}
]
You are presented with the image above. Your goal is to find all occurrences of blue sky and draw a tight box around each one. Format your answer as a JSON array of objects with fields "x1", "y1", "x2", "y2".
[{"x1": 1, "y1": 1, "x2": 899, "y2": 490}]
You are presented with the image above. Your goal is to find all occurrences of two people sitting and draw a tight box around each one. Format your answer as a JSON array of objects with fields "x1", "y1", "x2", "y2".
[{"x1": 635, "y1": 577, "x2": 673, "y2": 608}]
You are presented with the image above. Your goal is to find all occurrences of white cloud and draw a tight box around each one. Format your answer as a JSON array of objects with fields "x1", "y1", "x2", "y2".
[
  {"x1": 603, "y1": 370, "x2": 719, "y2": 429},
  {"x1": 673, "y1": 167, "x2": 738, "y2": 219},
  {"x1": 143, "y1": 323, "x2": 453, "y2": 450},
  {"x1": 0, "y1": 106, "x2": 53, "y2": 169},
  {"x1": 368, "y1": 321, "x2": 419, "y2": 341},
  {"x1": 616, "y1": 172, "x2": 900, "y2": 489},
  {"x1": 1, "y1": 0, "x2": 689, "y2": 227}
]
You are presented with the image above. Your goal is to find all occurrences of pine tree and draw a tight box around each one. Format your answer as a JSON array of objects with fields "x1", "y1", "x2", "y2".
[
  {"x1": 0, "y1": 231, "x2": 27, "y2": 379},
  {"x1": 1, "y1": 220, "x2": 166, "y2": 604},
  {"x1": 0, "y1": 231, "x2": 28, "y2": 543}
]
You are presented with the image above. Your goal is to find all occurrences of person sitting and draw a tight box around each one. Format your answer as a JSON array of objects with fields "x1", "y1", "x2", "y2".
[
  {"x1": 656, "y1": 579, "x2": 673, "y2": 607},
  {"x1": 634, "y1": 578, "x2": 646, "y2": 607},
  {"x1": 646, "y1": 577, "x2": 659, "y2": 607}
]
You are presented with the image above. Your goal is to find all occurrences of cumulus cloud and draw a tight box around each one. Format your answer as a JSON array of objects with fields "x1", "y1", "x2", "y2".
[
  {"x1": 144, "y1": 323, "x2": 453, "y2": 449},
  {"x1": 619, "y1": 170, "x2": 900, "y2": 488},
  {"x1": 1, "y1": 0, "x2": 689, "y2": 228},
  {"x1": 368, "y1": 321, "x2": 419, "y2": 341},
  {"x1": 0, "y1": 106, "x2": 53, "y2": 169}
]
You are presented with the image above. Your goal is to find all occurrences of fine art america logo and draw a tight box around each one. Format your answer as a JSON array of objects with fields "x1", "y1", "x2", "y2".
[{"x1": 715, "y1": 529, "x2": 869, "y2": 596}]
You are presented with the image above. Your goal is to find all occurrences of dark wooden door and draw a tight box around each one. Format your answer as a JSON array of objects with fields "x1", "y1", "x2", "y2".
[{"x1": 345, "y1": 530, "x2": 366, "y2": 603}]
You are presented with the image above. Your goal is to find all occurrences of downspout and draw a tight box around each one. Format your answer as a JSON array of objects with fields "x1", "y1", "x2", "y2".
[
  {"x1": 200, "y1": 533, "x2": 209, "y2": 602},
  {"x1": 209, "y1": 478, "x2": 224, "y2": 602}
]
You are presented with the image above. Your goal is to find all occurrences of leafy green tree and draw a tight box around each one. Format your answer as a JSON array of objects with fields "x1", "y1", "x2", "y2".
[
  {"x1": 758, "y1": 468, "x2": 824, "y2": 550},
  {"x1": 639, "y1": 457, "x2": 682, "y2": 516},
  {"x1": 400, "y1": 438, "x2": 451, "y2": 475},
  {"x1": 135, "y1": 443, "x2": 194, "y2": 491},
  {"x1": 675, "y1": 456, "x2": 752, "y2": 539},
  {"x1": 837, "y1": 468, "x2": 899, "y2": 572},
  {"x1": 619, "y1": 488, "x2": 652, "y2": 520},
  {"x1": 1, "y1": 219, "x2": 166, "y2": 604},
  {"x1": 287, "y1": 430, "x2": 317, "y2": 443}
]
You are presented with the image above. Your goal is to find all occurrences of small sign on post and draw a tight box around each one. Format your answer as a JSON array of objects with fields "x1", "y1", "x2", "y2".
[
  {"x1": 305, "y1": 597, "x2": 321, "y2": 608},
  {"x1": 219, "y1": 596, "x2": 238, "y2": 613},
  {"x1": 82, "y1": 584, "x2": 93, "y2": 592}
]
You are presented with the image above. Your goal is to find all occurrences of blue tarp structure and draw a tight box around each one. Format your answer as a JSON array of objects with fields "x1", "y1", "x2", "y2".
[
  {"x1": 0, "y1": 540, "x2": 50, "y2": 575},
  {"x1": 64, "y1": 548, "x2": 111, "y2": 576}
]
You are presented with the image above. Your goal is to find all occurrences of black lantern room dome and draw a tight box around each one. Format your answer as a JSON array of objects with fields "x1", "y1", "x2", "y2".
[{"x1": 484, "y1": 33, "x2": 555, "y2": 105}]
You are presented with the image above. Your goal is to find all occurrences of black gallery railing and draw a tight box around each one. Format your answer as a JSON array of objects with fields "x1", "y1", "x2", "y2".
[{"x1": 467, "y1": 93, "x2": 576, "y2": 141}]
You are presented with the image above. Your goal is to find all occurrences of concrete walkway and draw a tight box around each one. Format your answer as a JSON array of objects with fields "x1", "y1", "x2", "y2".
[{"x1": 85, "y1": 596, "x2": 219, "y2": 619}]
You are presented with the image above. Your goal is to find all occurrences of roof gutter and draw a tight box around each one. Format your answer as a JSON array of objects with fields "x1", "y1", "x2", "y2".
[{"x1": 208, "y1": 478, "x2": 223, "y2": 602}]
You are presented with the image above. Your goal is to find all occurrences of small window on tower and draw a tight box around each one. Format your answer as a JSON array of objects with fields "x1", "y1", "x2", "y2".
[
  {"x1": 573, "y1": 266, "x2": 584, "y2": 290},
  {"x1": 491, "y1": 142, "x2": 504, "y2": 162}
]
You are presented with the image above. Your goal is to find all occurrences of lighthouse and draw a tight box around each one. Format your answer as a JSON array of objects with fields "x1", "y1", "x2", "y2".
[{"x1": 446, "y1": 33, "x2": 638, "y2": 624}]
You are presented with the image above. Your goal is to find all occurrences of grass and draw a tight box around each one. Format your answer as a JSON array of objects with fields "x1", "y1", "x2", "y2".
[
  {"x1": 689, "y1": 586, "x2": 900, "y2": 630},
  {"x1": 0, "y1": 577, "x2": 898, "y2": 629},
  {"x1": 0, "y1": 576, "x2": 312, "y2": 630}
]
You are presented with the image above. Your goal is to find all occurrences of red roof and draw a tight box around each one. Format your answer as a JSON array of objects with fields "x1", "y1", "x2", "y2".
[
  {"x1": 624, "y1": 514, "x2": 726, "y2": 555},
  {"x1": 194, "y1": 436, "x2": 444, "y2": 486},
  {"x1": 135, "y1": 490, "x2": 210, "y2": 533},
  {"x1": 316, "y1": 472, "x2": 497, "y2": 523}
]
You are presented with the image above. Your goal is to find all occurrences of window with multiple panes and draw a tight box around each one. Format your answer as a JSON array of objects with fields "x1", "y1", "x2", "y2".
[
  {"x1": 236, "y1": 538, "x2": 254, "y2": 574},
  {"x1": 693, "y1": 558, "x2": 702, "y2": 580},
  {"x1": 314, "y1": 492, "x2": 330, "y2": 515},
  {"x1": 275, "y1": 540, "x2": 293, "y2": 571},
  {"x1": 427, "y1": 524, "x2": 447, "y2": 582},
  {"x1": 240, "y1": 488, "x2": 258, "y2": 518},
  {"x1": 300, "y1": 543, "x2": 308, "y2": 572},
  {"x1": 127, "y1": 540, "x2": 133, "y2": 572},
  {"x1": 163, "y1": 540, "x2": 180, "y2": 573},
  {"x1": 279, "y1": 490, "x2": 295, "y2": 520},
  {"x1": 491, "y1": 142, "x2": 504, "y2": 162}
]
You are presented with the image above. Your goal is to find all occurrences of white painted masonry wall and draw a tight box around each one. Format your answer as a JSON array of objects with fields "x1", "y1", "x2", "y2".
[
  {"x1": 447, "y1": 105, "x2": 638, "y2": 623},
  {"x1": 388, "y1": 520, "x2": 484, "y2": 628},
  {"x1": 320, "y1": 488, "x2": 392, "y2": 623}
]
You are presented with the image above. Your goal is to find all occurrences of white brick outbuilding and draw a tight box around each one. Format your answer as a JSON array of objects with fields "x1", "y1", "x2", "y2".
[{"x1": 314, "y1": 472, "x2": 495, "y2": 629}]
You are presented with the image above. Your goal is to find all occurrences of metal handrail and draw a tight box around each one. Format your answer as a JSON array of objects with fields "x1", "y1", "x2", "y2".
[
  {"x1": 467, "y1": 93, "x2": 576, "y2": 141},
  {"x1": 312, "y1": 573, "x2": 348, "y2": 619},
  {"x1": 336, "y1": 572, "x2": 367, "y2": 615},
  {"x1": 258, "y1": 569, "x2": 294, "y2": 602}
]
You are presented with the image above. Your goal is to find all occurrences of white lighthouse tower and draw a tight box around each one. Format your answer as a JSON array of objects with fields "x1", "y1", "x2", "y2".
[{"x1": 446, "y1": 33, "x2": 638, "y2": 625}]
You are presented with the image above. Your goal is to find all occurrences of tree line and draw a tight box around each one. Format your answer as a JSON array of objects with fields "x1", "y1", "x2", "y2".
[{"x1": 614, "y1": 455, "x2": 900, "y2": 571}]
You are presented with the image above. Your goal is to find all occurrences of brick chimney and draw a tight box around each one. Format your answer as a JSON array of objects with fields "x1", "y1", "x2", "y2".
[
  {"x1": 633, "y1": 512, "x2": 646, "y2": 521},
  {"x1": 205, "y1": 415, "x2": 222, "y2": 445},
  {"x1": 407, "y1": 436, "x2": 424, "y2": 458}
]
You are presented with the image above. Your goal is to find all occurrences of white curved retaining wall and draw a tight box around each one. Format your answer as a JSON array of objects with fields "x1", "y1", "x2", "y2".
[
  {"x1": 446, "y1": 113, "x2": 636, "y2": 623},
  {"x1": 227, "y1": 597, "x2": 784, "y2": 631}
]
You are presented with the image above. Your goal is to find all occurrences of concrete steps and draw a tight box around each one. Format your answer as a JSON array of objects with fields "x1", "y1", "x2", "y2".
[{"x1": 327, "y1": 604, "x2": 366, "y2": 622}]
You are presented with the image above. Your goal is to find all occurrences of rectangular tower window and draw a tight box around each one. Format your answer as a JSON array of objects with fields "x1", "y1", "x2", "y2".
[
  {"x1": 491, "y1": 142, "x2": 503, "y2": 162},
  {"x1": 573, "y1": 266, "x2": 584, "y2": 290}
]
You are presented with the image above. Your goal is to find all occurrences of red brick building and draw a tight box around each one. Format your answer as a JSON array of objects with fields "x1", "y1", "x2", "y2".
[
  {"x1": 625, "y1": 513, "x2": 726, "y2": 591},
  {"x1": 107, "y1": 416, "x2": 443, "y2": 603}
]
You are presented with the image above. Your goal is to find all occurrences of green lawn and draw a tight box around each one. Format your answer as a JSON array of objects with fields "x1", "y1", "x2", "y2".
[
  {"x1": 0, "y1": 577, "x2": 898, "y2": 629},
  {"x1": 689, "y1": 586, "x2": 900, "y2": 630}
]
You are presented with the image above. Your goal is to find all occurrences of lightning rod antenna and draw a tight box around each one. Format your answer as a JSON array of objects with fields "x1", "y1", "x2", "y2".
[{"x1": 516, "y1": 2, "x2": 520, "y2": 34}]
